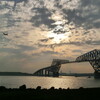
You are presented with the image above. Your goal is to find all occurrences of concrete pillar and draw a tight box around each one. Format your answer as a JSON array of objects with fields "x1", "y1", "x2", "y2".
[
  {"x1": 38, "y1": 71, "x2": 40, "y2": 76},
  {"x1": 45, "y1": 70, "x2": 47, "y2": 76},
  {"x1": 41, "y1": 70, "x2": 43, "y2": 76},
  {"x1": 48, "y1": 71, "x2": 50, "y2": 76},
  {"x1": 43, "y1": 70, "x2": 45, "y2": 76},
  {"x1": 39, "y1": 71, "x2": 41, "y2": 76},
  {"x1": 94, "y1": 71, "x2": 100, "y2": 78}
]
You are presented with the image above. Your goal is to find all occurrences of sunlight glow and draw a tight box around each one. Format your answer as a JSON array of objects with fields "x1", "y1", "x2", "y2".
[
  {"x1": 47, "y1": 32, "x2": 69, "y2": 43},
  {"x1": 48, "y1": 12, "x2": 71, "y2": 44}
]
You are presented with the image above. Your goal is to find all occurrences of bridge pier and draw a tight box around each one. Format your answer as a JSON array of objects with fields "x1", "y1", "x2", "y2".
[
  {"x1": 41, "y1": 70, "x2": 43, "y2": 76},
  {"x1": 45, "y1": 70, "x2": 47, "y2": 76},
  {"x1": 53, "y1": 72, "x2": 59, "y2": 77},
  {"x1": 47, "y1": 71, "x2": 50, "y2": 76},
  {"x1": 44, "y1": 70, "x2": 49, "y2": 76},
  {"x1": 38, "y1": 71, "x2": 42, "y2": 76},
  {"x1": 94, "y1": 71, "x2": 100, "y2": 78}
]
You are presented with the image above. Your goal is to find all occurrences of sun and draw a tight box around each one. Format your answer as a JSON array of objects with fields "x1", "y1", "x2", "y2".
[
  {"x1": 47, "y1": 32, "x2": 69, "y2": 43},
  {"x1": 47, "y1": 12, "x2": 71, "y2": 43}
]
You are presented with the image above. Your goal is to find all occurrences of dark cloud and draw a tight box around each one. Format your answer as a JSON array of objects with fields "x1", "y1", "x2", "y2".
[
  {"x1": 1, "y1": 13, "x2": 24, "y2": 28},
  {"x1": 1, "y1": 0, "x2": 28, "y2": 9},
  {"x1": 53, "y1": 28, "x2": 66, "y2": 34},
  {"x1": 39, "y1": 37, "x2": 54, "y2": 43},
  {"x1": 53, "y1": 0, "x2": 73, "y2": 9},
  {"x1": 2, "y1": 0, "x2": 28, "y2": 2},
  {"x1": 42, "y1": 50, "x2": 59, "y2": 55},
  {"x1": 62, "y1": 0, "x2": 100, "y2": 29},
  {"x1": 32, "y1": 49, "x2": 59, "y2": 57},
  {"x1": 7, "y1": 18, "x2": 20, "y2": 27},
  {"x1": 38, "y1": 38, "x2": 100, "y2": 50},
  {"x1": 17, "y1": 45, "x2": 36, "y2": 51},
  {"x1": 0, "y1": 44, "x2": 36, "y2": 58},
  {"x1": 37, "y1": 41, "x2": 84, "y2": 49},
  {"x1": 80, "y1": 0, "x2": 99, "y2": 7},
  {"x1": 0, "y1": 48, "x2": 22, "y2": 54},
  {"x1": 72, "y1": 50, "x2": 82, "y2": 53},
  {"x1": 30, "y1": 0, "x2": 100, "y2": 30},
  {"x1": 85, "y1": 40, "x2": 100, "y2": 45},
  {"x1": 56, "y1": 42, "x2": 84, "y2": 46},
  {"x1": 30, "y1": 7, "x2": 56, "y2": 29}
]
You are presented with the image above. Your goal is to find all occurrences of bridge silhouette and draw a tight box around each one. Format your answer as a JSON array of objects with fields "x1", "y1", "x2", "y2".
[{"x1": 33, "y1": 49, "x2": 100, "y2": 78}]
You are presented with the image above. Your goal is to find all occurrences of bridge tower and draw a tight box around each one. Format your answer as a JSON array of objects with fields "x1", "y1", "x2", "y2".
[{"x1": 76, "y1": 49, "x2": 100, "y2": 78}]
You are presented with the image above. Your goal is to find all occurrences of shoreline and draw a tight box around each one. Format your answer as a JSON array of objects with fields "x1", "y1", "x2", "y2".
[{"x1": 0, "y1": 85, "x2": 100, "y2": 100}]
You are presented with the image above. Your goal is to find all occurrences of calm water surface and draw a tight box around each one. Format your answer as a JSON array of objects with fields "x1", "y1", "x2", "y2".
[{"x1": 0, "y1": 76, "x2": 100, "y2": 89}]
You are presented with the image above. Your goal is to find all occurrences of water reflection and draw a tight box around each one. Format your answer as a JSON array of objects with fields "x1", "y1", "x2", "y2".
[{"x1": 0, "y1": 76, "x2": 100, "y2": 89}]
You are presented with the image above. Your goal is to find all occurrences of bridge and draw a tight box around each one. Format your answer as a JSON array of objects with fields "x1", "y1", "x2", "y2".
[{"x1": 33, "y1": 49, "x2": 100, "y2": 78}]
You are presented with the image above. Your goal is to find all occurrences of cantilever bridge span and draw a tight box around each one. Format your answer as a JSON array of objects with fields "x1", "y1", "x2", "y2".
[{"x1": 33, "y1": 49, "x2": 100, "y2": 77}]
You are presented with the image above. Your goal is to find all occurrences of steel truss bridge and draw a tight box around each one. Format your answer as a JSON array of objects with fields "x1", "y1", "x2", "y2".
[{"x1": 33, "y1": 49, "x2": 100, "y2": 78}]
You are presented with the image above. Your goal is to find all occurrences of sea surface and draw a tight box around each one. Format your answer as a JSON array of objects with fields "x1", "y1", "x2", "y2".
[{"x1": 0, "y1": 76, "x2": 100, "y2": 89}]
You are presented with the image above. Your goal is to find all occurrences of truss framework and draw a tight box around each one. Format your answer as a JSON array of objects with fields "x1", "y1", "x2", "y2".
[{"x1": 33, "y1": 49, "x2": 100, "y2": 77}]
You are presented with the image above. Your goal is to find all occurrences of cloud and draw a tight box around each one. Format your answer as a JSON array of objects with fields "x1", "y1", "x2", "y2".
[
  {"x1": 0, "y1": 44, "x2": 37, "y2": 58},
  {"x1": 39, "y1": 37, "x2": 54, "y2": 43},
  {"x1": 1, "y1": 0, "x2": 28, "y2": 9},
  {"x1": 72, "y1": 50, "x2": 82, "y2": 53},
  {"x1": 62, "y1": 0, "x2": 100, "y2": 29},
  {"x1": 42, "y1": 50, "x2": 59, "y2": 55},
  {"x1": 85, "y1": 40, "x2": 100, "y2": 45},
  {"x1": 0, "y1": 0, "x2": 100, "y2": 72},
  {"x1": 17, "y1": 44, "x2": 36, "y2": 51},
  {"x1": 30, "y1": 7, "x2": 56, "y2": 29}
]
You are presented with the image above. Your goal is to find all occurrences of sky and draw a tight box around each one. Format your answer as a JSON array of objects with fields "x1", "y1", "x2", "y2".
[{"x1": 0, "y1": 0, "x2": 100, "y2": 73}]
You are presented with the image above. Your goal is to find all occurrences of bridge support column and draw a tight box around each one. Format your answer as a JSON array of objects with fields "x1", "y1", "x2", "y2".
[
  {"x1": 45, "y1": 70, "x2": 48, "y2": 76},
  {"x1": 39, "y1": 71, "x2": 41, "y2": 76},
  {"x1": 40, "y1": 70, "x2": 43, "y2": 76},
  {"x1": 47, "y1": 71, "x2": 50, "y2": 76},
  {"x1": 45, "y1": 70, "x2": 50, "y2": 76},
  {"x1": 94, "y1": 71, "x2": 100, "y2": 78},
  {"x1": 36, "y1": 72, "x2": 39, "y2": 76},
  {"x1": 53, "y1": 72, "x2": 59, "y2": 77}
]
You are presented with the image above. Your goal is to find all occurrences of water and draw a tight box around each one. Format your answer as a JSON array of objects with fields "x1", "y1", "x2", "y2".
[{"x1": 0, "y1": 76, "x2": 100, "y2": 89}]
